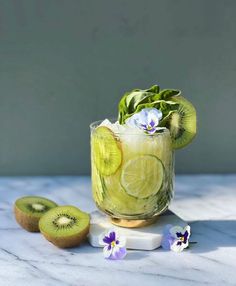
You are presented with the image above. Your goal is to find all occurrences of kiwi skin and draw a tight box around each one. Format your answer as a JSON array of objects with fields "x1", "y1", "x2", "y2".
[
  {"x1": 40, "y1": 223, "x2": 90, "y2": 248},
  {"x1": 14, "y1": 205, "x2": 40, "y2": 232},
  {"x1": 39, "y1": 206, "x2": 90, "y2": 248}
]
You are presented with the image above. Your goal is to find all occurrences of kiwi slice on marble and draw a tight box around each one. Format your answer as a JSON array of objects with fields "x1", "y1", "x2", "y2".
[
  {"x1": 164, "y1": 96, "x2": 197, "y2": 149},
  {"x1": 91, "y1": 126, "x2": 122, "y2": 176},
  {"x1": 14, "y1": 196, "x2": 57, "y2": 232},
  {"x1": 39, "y1": 206, "x2": 90, "y2": 248}
]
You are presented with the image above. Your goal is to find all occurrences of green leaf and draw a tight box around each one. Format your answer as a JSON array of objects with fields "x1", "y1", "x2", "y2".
[
  {"x1": 122, "y1": 100, "x2": 179, "y2": 123},
  {"x1": 152, "y1": 89, "x2": 181, "y2": 101},
  {"x1": 145, "y1": 85, "x2": 160, "y2": 93},
  {"x1": 118, "y1": 92, "x2": 129, "y2": 124},
  {"x1": 117, "y1": 84, "x2": 180, "y2": 125},
  {"x1": 122, "y1": 85, "x2": 160, "y2": 115},
  {"x1": 130, "y1": 92, "x2": 156, "y2": 113},
  {"x1": 159, "y1": 110, "x2": 176, "y2": 127},
  {"x1": 137, "y1": 100, "x2": 179, "y2": 116},
  {"x1": 126, "y1": 91, "x2": 150, "y2": 113}
]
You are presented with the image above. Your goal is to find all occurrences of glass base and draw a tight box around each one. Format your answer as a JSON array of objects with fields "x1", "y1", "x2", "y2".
[{"x1": 110, "y1": 216, "x2": 158, "y2": 228}]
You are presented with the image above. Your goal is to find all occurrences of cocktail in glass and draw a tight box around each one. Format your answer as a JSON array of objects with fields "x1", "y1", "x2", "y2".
[
  {"x1": 90, "y1": 83, "x2": 196, "y2": 227},
  {"x1": 90, "y1": 119, "x2": 174, "y2": 227}
]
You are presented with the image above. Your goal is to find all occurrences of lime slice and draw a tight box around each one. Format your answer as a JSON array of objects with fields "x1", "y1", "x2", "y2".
[
  {"x1": 103, "y1": 183, "x2": 157, "y2": 215},
  {"x1": 91, "y1": 126, "x2": 122, "y2": 176},
  {"x1": 102, "y1": 171, "x2": 155, "y2": 215},
  {"x1": 121, "y1": 155, "x2": 164, "y2": 199}
]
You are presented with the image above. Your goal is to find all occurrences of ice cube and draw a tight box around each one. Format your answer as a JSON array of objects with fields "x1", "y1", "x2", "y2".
[
  {"x1": 99, "y1": 119, "x2": 126, "y2": 134},
  {"x1": 99, "y1": 119, "x2": 113, "y2": 128},
  {"x1": 99, "y1": 118, "x2": 145, "y2": 138}
]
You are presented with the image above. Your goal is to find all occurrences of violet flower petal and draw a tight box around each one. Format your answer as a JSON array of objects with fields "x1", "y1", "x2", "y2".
[
  {"x1": 170, "y1": 226, "x2": 185, "y2": 239},
  {"x1": 149, "y1": 119, "x2": 156, "y2": 128},
  {"x1": 184, "y1": 225, "x2": 191, "y2": 239},
  {"x1": 162, "y1": 224, "x2": 173, "y2": 236},
  {"x1": 103, "y1": 244, "x2": 113, "y2": 258},
  {"x1": 116, "y1": 236, "x2": 126, "y2": 247},
  {"x1": 147, "y1": 108, "x2": 162, "y2": 122},
  {"x1": 161, "y1": 224, "x2": 191, "y2": 252},
  {"x1": 161, "y1": 234, "x2": 175, "y2": 250},
  {"x1": 125, "y1": 108, "x2": 162, "y2": 135},
  {"x1": 108, "y1": 246, "x2": 127, "y2": 260},
  {"x1": 103, "y1": 235, "x2": 112, "y2": 244},
  {"x1": 108, "y1": 231, "x2": 116, "y2": 242},
  {"x1": 171, "y1": 239, "x2": 188, "y2": 252},
  {"x1": 161, "y1": 224, "x2": 174, "y2": 250}
]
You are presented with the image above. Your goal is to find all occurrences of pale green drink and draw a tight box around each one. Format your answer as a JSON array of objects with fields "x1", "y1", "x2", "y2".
[{"x1": 90, "y1": 119, "x2": 174, "y2": 222}]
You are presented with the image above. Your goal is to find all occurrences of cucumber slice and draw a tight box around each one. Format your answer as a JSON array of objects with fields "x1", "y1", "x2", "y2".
[
  {"x1": 121, "y1": 155, "x2": 164, "y2": 199},
  {"x1": 91, "y1": 126, "x2": 122, "y2": 176}
]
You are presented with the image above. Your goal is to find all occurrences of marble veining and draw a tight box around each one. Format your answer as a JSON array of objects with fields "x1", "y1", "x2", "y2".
[{"x1": 0, "y1": 175, "x2": 236, "y2": 286}]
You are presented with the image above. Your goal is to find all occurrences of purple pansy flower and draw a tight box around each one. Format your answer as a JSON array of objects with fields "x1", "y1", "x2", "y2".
[
  {"x1": 99, "y1": 230, "x2": 127, "y2": 260},
  {"x1": 161, "y1": 224, "x2": 191, "y2": 252},
  {"x1": 125, "y1": 108, "x2": 163, "y2": 134}
]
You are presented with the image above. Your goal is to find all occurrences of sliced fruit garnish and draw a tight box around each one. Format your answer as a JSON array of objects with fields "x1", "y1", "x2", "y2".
[
  {"x1": 14, "y1": 196, "x2": 57, "y2": 232},
  {"x1": 121, "y1": 155, "x2": 164, "y2": 199},
  {"x1": 39, "y1": 206, "x2": 90, "y2": 248},
  {"x1": 91, "y1": 126, "x2": 122, "y2": 176},
  {"x1": 91, "y1": 164, "x2": 105, "y2": 204},
  {"x1": 118, "y1": 85, "x2": 180, "y2": 124},
  {"x1": 102, "y1": 171, "x2": 157, "y2": 215},
  {"x1": 163, "y1": 96, "x2": 197, "y2": 149}
]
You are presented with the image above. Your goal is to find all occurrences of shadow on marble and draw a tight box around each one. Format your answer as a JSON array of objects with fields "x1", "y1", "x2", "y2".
[
  {"x1": 189, "y1": 220, "x2": 236, "y2": 253},
  {"x1": 64, "y1": 219, "x2": 236, "y2": 255},
  {"x1": 123, "y1": 251, "x2": 149, "y2": 261},
  {"x1": 65, "y1": 241, "x2": 100, "y2": 254},
  {"x1": 66, "y1": 246, "x2": 149, "y2": 261},
  {"x1": 64, "y1": 240, "x2": 149, "y2": 260}
]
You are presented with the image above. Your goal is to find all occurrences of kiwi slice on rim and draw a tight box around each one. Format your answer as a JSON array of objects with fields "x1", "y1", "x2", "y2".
[
  {"x1": 91, "y1": 126, "x2": 122, "y2": 176},
  {"x1": 14, "y1": 196, "x2": 57, "y2": 232},
  {"x1": 39, "y1": 206, "x2": 90, "y2": 248},
  {"x1": 164, "y1": 96, "x2": 197, "y2": 149}
]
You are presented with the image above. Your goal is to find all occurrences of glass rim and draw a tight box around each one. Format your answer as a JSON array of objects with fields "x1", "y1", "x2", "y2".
[{"x1": 90, "y1": 118, "x2": 170, "y2": 137}]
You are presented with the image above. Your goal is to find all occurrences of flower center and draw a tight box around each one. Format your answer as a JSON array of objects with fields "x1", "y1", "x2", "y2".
[
  {"x1": 146, "y1": 124, "x2": 153, "y2": 130},
  {"x1": 111, "y1": 241, "x2": 116, "y2": 247}
]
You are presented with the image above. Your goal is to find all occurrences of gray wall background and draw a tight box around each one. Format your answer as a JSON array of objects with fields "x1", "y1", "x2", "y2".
[{"x1": 0, "y1": 0, "x2": 235, "y2": 175}]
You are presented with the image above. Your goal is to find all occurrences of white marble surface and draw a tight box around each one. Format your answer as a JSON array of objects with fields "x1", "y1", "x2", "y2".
[{"x1": 0, "y1": 175, "x2": 236, "y2": 286}]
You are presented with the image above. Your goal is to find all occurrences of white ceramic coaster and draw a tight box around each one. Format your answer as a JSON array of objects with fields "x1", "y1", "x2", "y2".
[{"x1": 88, "y1": 210, "x2": 187, "y2": 250}]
